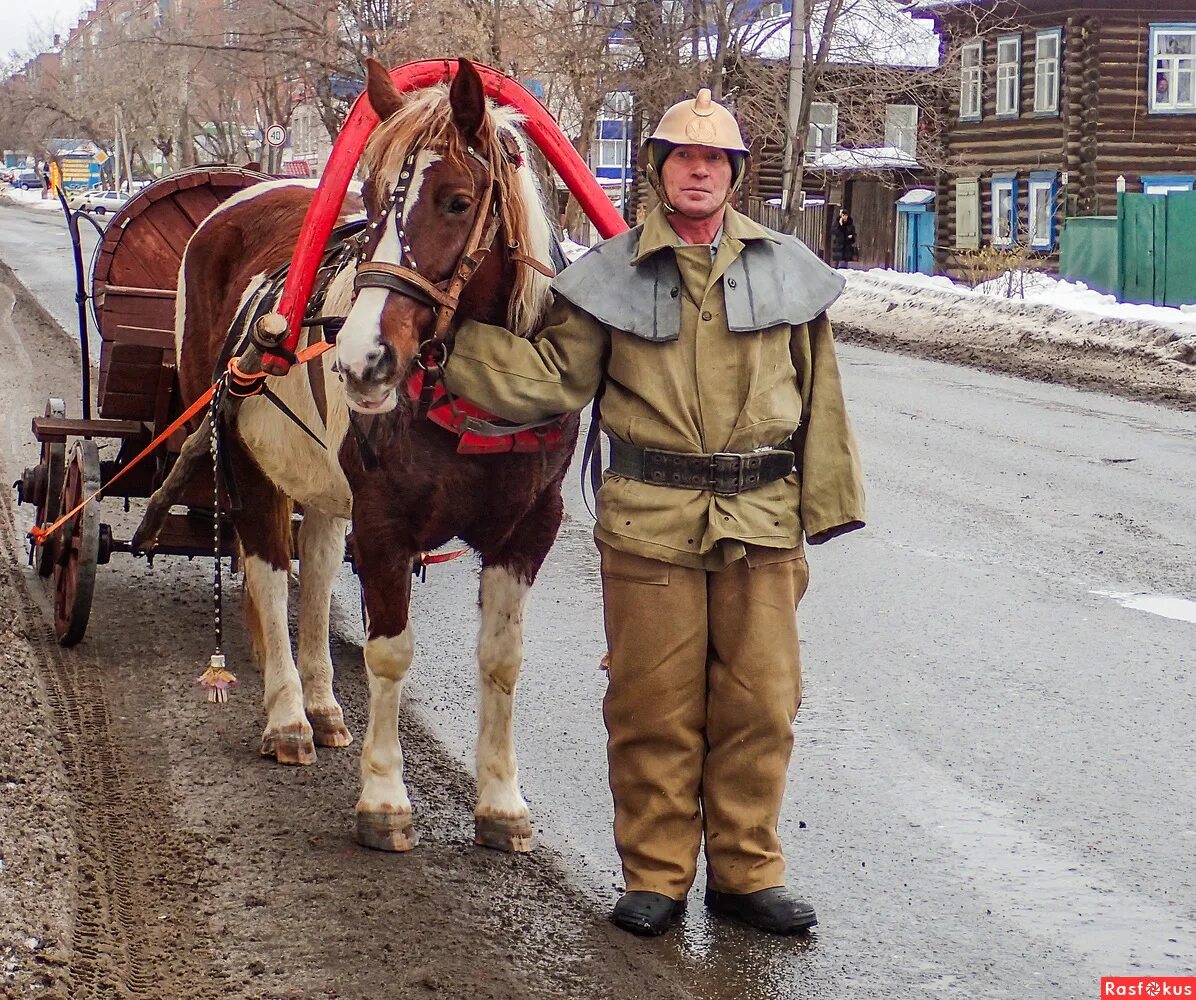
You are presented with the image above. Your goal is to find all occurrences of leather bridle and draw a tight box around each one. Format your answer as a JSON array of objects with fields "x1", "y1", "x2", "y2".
[{"x1": 352, "y1": 132, "x2": 553, "y2": 374}]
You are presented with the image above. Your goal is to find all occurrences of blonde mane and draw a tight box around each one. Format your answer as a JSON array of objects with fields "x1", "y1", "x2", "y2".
[{"x1": 361, "y1": 84, "x2": 554, "y2": 338}]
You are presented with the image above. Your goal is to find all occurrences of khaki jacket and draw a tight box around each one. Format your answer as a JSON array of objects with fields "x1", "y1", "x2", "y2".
[{"x1": 444, "y1": 205, "x2": 865, "y2": 569}]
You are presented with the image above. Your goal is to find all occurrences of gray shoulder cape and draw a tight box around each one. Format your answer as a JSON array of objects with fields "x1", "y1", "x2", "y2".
[{"x1": 550, "y1": 224, "x2": 845, "y2": 342}]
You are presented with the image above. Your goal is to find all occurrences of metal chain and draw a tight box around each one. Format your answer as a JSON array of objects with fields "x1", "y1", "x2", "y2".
[{"x1": 210, "y1": 379, "x2": 225, "y2": 655}]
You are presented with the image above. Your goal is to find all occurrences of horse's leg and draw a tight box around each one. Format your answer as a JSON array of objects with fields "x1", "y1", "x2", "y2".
[
  {"x1": 296, "y1": 508, "x2": 352, "y2": 747},
  {"x1": 473, "y1": 484, "x2": 565, "y2": 852},
  {"x1": 229, "y1": 444, "x2": 316, "y2": 765},
  {"x1": 352, "y1": 533, "x2": 419, "y2": 851}
]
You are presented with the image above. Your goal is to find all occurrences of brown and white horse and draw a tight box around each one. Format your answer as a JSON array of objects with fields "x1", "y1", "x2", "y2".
[{"x1": 174, "y1": 58, "x2": 576, "y2": 852}]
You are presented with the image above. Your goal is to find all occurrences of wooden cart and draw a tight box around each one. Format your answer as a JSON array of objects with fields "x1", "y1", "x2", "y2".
[{"x1": 16, "y1": 166, "x2": 271, "y2": 645}]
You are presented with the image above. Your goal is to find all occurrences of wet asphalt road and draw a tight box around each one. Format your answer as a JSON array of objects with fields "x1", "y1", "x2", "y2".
[
  {"x1": 3, "y1": 197, "x2": 1195, "y2": 999},
  {"x1": 0, "y1": 196, "x2": 102, "y2": 367}
]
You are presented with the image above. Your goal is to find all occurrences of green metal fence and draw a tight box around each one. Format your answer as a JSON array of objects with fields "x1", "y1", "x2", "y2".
[
  {"x1": 1059, "y1": 191, "x2": 1196, "y2": 307},
  {"x1": 1059, "y1": 216, "x2": 1119, "y2": 296}
]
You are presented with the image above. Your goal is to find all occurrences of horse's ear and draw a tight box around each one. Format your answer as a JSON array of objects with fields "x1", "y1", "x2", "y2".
[
  {"x1": 365, "y1": 58, "x2": 403, "y2": 122},
  {"x1": 450, "y1": 58, "x2": 487, "y2": 142}
]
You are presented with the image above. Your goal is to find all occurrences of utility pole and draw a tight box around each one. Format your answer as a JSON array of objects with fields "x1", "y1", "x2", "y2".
[
  {"x1": 491, "y1": 0, "x2": 503, "y2": 67},
  {"x1": 114, "y1": 109, "x2": 122, "y2": 193},
  {"x1": 782, "y1": 0, "x2": 806, "y2": 216}
]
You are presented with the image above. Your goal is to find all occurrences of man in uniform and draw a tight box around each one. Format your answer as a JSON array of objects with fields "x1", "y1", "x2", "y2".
[{"x1": 443, "y1": 89, "x2": 865, "y2": 937}]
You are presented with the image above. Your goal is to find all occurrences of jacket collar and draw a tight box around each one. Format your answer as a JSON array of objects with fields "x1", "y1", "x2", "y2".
[{"x1": 630, "y1": 204, "x2": 780, "y2": 265}]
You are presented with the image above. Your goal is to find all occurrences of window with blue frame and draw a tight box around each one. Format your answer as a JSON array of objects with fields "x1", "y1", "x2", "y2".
[
  {"x1": 1150, "y1": 24, "x2": 1196, "y2": 113},
  {"x1": 990, "y1": 175, "x2": 1017, "y2": 246},
  {"x1": 1027, "y1": 172, "x2": 1059, "y2": 249},
  {"x1": 1142, "y1": 174, "x2": 1196, "y2": 195},
  {"x1": 593, "y1": 91, "x2": 633, "y2": 179}
]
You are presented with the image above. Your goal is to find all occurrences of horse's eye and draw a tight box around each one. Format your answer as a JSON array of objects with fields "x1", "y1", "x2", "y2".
[{"x1": 446, "y1": 195, "x2": 472, "y2": 215}]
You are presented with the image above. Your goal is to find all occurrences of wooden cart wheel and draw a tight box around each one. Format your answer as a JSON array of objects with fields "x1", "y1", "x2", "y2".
[
  {"x1": 52, "y1": 440, "x2": 101, "y2": 647},
  {"x1": 34, "y1": 398, "x2": 67, "y2": 577}
]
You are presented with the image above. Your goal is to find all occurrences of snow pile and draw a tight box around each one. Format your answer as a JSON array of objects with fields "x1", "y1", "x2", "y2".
[
  {"x1": 0, "y1": 186, "x2": 62, "y2": 212},
  {"x1": 814, "y1": 145, "x2": 920, "y2": 170},
  {"x1": 831, "y1": 268, "x2": 1196, "y2": 403},
  {"x1": 848, "y1": 268, "x2": 1196, "y2": 351}
]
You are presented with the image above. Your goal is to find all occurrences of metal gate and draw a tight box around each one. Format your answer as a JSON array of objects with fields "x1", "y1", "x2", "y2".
[{"x1": 1117, "y1": 190, "x2": 1196, "y2": 307}]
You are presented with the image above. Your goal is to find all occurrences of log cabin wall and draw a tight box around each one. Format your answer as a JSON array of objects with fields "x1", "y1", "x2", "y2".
[
  {"x1": 928, "y1": 1, "x2": 1196, "y2": 279},
  {"x1": 1090, "y1": 12, "x2": 1196, "y2": 210}
]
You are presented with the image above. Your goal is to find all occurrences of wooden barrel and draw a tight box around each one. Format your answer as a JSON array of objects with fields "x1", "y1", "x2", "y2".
[{"x1": 91, "y1": 166, "x2": 271, "y2": 421}]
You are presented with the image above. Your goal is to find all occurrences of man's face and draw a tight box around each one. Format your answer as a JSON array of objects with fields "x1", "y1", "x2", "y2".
[{"x1": 660, "y1": 144, "x2": 733, "y2": 219}]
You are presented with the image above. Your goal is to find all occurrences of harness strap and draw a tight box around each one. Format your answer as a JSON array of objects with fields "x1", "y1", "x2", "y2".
[
  {"x1": 355, "y1": 261, "x2": 459, "y2": 309},
  {"x1": 348, "y1": 413, "x2": 381, "y2": 472},
  {"x1": 510, "y1": 252, "x2": 556, "y2": 278},
  {"x1": 259, "y1": 386, "x2": 327, "y2": 450},
  {"x1": 28, "y1": 339, "x2": 334, "y2": 549},
  {"x1": 458, "y1": 412, "x2": 562, "y2": 438}
]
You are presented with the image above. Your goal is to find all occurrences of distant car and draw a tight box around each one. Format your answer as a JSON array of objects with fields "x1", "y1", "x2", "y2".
[
  {"x1": 69, "y1": 189, "x2": 130, "y2": 215},
  {"x1": 16, "y1": 171, "x2": 42, "y2": 190}
]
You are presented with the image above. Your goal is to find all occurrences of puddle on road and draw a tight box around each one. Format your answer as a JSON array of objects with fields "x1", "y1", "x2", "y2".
[{"x1": 1092, "y1": 590, "x2": 1196, "y2": 625}]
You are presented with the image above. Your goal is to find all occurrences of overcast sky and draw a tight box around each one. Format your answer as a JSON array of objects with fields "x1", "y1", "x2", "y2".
[{"x1": 0, "y1": 1, "x2": 88, "y2": 63}]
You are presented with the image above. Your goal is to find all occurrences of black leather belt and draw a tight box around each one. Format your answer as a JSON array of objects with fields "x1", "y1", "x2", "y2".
[{"x1": 608, "y1": 438, "x2": 794, "y2": 495}]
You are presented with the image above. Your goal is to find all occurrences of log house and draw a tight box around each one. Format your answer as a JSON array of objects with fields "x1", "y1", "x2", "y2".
[{"x1": 910, "y1": 0, "x2": 1196, "y2": 277}]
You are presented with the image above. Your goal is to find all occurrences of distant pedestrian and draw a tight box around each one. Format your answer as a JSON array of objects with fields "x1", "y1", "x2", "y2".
[{"x1": 831, "y1": 208, "x2": 858, "y2": 268}]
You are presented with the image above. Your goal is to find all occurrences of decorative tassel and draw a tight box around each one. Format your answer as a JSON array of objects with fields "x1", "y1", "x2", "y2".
[{"x1": 197, "y1": 653, "x2": 237, "y2": 704}]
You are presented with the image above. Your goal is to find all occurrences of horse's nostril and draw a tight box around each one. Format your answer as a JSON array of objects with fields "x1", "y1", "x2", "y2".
[{"x1": 358, "y1": 342, "x2": 396, "y2": 383}]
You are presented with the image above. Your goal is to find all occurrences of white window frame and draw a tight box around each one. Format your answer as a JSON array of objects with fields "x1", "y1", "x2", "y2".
[
  {"x1": 996, "y1": 35, "x2": 1021, "y2": 117},
  {"x1": 1034, "y1": 28, "x2": 1062, "y2": 114},
  {"x1": 594, "y1": 138, "x2": 626, "y2": 169},
  {"x1": 960, "y1": 40, "x2": 983, "y2": 121},
  {"x1": 808, "y1": 102, "x2": 839, "y2": 159},
  {"x1": 1027, "y1": 173, "x2": 1057, "y2": 249},
  {"x1": 990, "y1": 176, "x2": 1018, "y2": 247},
  {"x1": 955, "y1": 177, "x2": 980, "y2": 249},
  {"x1": 1150, "y1": 24, "x2": 1196, "y2": 113},
  {"x1": 885, "y1": 104, "x2": 919, "y2": 155}
]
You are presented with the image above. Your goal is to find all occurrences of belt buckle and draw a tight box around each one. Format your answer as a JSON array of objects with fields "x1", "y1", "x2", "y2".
[{"x1": 711, "y1": 452, "x2": 744, "y2": 495}]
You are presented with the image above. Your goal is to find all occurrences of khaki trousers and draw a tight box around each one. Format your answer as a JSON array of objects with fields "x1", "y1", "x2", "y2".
[{"x1": 598, "y1": 541, "x2": 809, "y2": 899}]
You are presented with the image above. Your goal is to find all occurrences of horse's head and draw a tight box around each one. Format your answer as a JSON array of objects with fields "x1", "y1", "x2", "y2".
[{"x1": 335, "y1": 57, "x2": 550, "y2": 415}]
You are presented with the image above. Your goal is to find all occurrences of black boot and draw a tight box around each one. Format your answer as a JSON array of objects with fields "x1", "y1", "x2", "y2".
[
  {"x1": 610, "y1": 891, "x2": 686, "y2": 937},
  {"x1": 704, "y1": 886, "x2": 817, "y2": 934}
]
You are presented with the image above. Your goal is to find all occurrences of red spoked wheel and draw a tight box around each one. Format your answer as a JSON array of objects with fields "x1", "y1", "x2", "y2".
[{"x1": 52, "y1": 440, "x2": 100, "y2": 647}]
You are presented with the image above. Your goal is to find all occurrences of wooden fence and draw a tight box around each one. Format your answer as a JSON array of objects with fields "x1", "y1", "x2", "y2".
[{"x1": 743, "y1": 197, "x2": 830, "y2": 260}]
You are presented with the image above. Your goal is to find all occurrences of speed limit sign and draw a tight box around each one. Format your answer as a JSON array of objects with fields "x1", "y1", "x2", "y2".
[{"x1": 265, "y1": 124, "x2": 287, "y2": 148}]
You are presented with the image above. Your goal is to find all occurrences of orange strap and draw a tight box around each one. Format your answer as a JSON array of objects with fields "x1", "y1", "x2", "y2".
[
  {"x1": 418, "y1": 547, "x2": 469, "y2": 566},
  {"x1": 28, "y1": 341, "x2": 333, "y2": 548}
]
